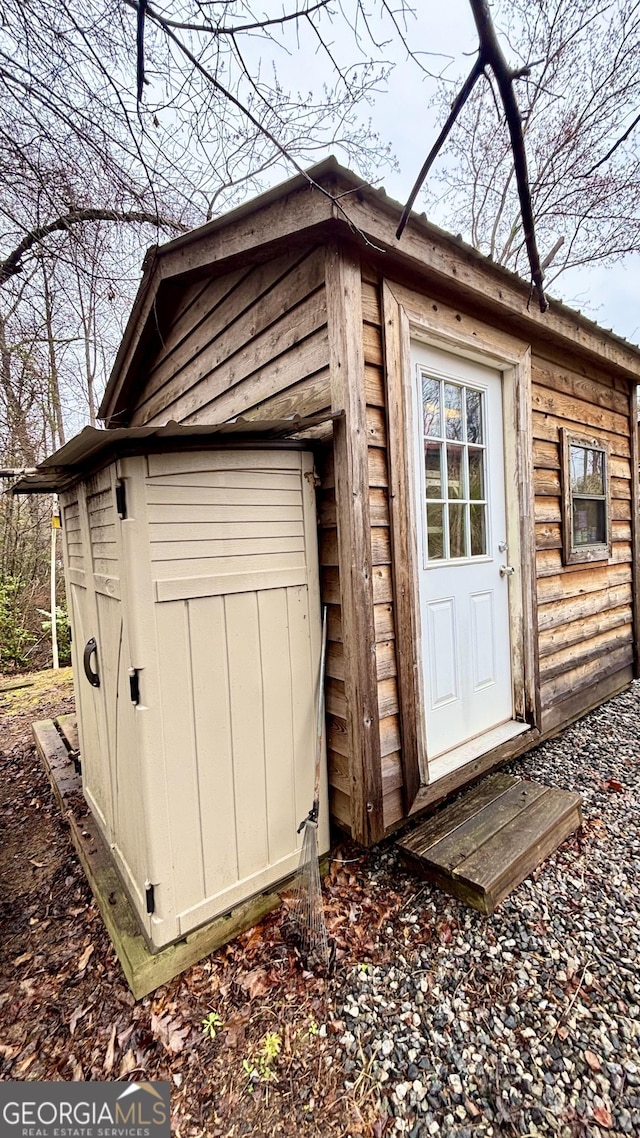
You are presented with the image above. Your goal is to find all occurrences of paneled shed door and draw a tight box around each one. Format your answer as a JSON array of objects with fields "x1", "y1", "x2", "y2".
[
  {"x1": 140, "y1": 448, "x2": 328, "y2": 944},
  {"x1": 412, "y1": 343, "x2": 519, "y2": 775}
]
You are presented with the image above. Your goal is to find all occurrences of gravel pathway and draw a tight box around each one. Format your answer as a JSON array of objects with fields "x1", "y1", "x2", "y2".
[{"x1": 331, "y1": 682, "x2": 640, "y2": 1137}]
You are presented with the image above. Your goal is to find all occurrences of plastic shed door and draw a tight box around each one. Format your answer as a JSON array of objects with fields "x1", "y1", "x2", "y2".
[{"x1": 61, "y1": 448, "x2": 328, "y2": 950}]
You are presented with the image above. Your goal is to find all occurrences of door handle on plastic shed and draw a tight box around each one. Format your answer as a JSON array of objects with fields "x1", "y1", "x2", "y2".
[
  {"x1": 499, "y1": 564, "x2": 515, "y2": 578},
  {"x1": 83, "y1": 637, "x2": 100, "y2": 687}
]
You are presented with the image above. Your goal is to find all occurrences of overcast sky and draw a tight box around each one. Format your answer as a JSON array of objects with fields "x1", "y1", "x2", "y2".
[{"x1": 268, "y1": 0, "x2": 640, "y2": 347}]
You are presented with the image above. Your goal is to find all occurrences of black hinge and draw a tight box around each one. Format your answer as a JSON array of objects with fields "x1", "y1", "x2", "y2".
[
  {"x1": 129, "y1": 668, "x2": 140, "y2": 705},
  {"x1": 145, "y1": 884, "x2": 155, "y2": 915},
  {"x1": 115, "y1": 481, "x2": 127, "y2": 519}
]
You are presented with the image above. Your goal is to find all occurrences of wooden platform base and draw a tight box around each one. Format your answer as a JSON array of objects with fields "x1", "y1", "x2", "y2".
[
  {"x1": 32, "y1": 717, "x2": 293, "y2": 999},
  {"x1": 397, "y1": 772, "x2": 582, "y2": 914}
]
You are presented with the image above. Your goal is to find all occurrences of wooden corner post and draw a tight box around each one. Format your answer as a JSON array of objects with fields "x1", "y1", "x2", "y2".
[
  {"x1": 325, "y1": 241, "x2": 384, "y2": 844},
  {"x1": 630, "y1": 385, "x2": 640, "y2": 679}
]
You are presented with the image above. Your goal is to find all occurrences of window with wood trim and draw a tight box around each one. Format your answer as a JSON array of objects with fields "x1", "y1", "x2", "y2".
[{"x1": 561, "y1": 429, "x2": 611, "y2": 565}]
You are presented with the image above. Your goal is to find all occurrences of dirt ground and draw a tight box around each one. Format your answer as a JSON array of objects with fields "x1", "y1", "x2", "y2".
[{"x1": 0, "y1": 669, "x2": 406, "y2": 1136}]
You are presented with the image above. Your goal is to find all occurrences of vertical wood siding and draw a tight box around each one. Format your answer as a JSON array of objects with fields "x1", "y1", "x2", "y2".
[
  {"x1": 128, "y1": 245, "x2": 330, "y2": 427},
  {"x1": 532, "y1": 355, "x2": 634, "y2": 732}
]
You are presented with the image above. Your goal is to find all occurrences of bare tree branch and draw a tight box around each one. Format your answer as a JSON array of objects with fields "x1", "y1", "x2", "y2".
[
  {"x1": 0, "y1": 209, "x2": 185, "y2": 285},
  {"x1": 398, "y1": 0, "x2": 548, "y2": 312},
  {"x1": 583, "y1": 109, "x2": 640, "y2": 175},
  {"x1": 396, "y1": 56, "x2": 485, "y2": 239}
]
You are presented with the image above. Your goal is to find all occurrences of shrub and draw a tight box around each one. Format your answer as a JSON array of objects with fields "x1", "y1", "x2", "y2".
[
  {"x1": 0, "y1": 576, "x2": 36, "y2": 668},
  {"x1": 38, "y1": 604, "x2": 71, "y2": 666}
]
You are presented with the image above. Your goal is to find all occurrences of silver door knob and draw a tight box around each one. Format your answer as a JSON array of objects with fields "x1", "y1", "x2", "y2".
[{"x1": 499, "y1": 564, "x2": 515, "y2": 577}]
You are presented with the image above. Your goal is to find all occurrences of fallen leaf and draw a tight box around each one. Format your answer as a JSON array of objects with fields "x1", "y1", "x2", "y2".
[
  {"x1": 465, "y1": 1098, "x2": 481, "y2": 1118},
  {"x1": 238, "y1": 967, "x2": 274, "y2": 1000},
  {"x1": 0, "y1": 1044, "x2": 19, "y2": 1060},
  {"x1": 605, "y1": 779, "x2": 623, "y2": 792},
  {"x1": 15, "y1": 1053, "x2": 37, "y2": 1076},
  {"x1": 29, "y1": 859, "x2": 45, "y2": 868},
  {"x1": 224, "y1": 1022, "x2": 246, "y2": 1049},
  {"x1": 593, "y1": 1106, "x2": 612, "y2": 1128},
  {"x1": 119, "y1": 1050, "x2": 136, "y2": 1077},
  {"x1": 556, "y1": 1025, "x2": 570, "y2": 1041},
  {"x1": 104, "y1": 1024, "x2": 117, "y2": 1073},
  {"x1": 150, "y1": 1013, "x2": 190, "y2": 1055},
  {"x1": 13, "y1": 953, "x2": 32, "y2": 966},
  {"x1": 585, "y1": 1049, "x2": 602, "y2": 1071},
  {"x1": 69, "y1": 1005, "x2": 91, "y2": 1035},
  {"x1": 77, "y1": 944, "x2": 94, "y2": 973},
  {"x1": 439, "y1": 921, "x2": 453, "y2": 944}
]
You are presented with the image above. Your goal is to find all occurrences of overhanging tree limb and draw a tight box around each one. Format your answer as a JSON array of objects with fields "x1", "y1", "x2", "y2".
[
  {"x1": 397, "y1": 0, "x2": 548, "y2": 313},
  {"x1": 395, "y1": 55, "x2": 485, "y2": 238},
  {"x1": 0, "y1": 209, "x2": 186, "y2": 285}
]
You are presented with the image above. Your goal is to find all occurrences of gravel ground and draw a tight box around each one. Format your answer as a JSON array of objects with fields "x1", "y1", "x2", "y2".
[
  {"x1": 331, "y1": 683, "x2": 640, "y2": 1137},
  {"x1": 3, "y1": 673, "x2": 640, "y2": 1136}
]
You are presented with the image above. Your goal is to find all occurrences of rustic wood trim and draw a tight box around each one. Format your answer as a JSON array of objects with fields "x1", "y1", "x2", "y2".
[
  {"x1": 383, "y1": 284, "x2": 539, "y2": 799},
  {"x1": 335, "y1": 188, "x2": 640, "y2": 379},
  {"x1": 325, "y1": 241, "x2": 384, "y2": 844},
  {"x1": 511, "y1": 348, "x2": 540, "y2": 725},
  {"x1": 405, "y1": 728, "x2": 541, "y2": 823},
  {"x1": 378, "y1": 283, "x2": 539, "y2": 721},
  {"x1": 629, "y1": 389, "x2": 640, "y2": 678},
  {"x1": 381, "y1": 282, "x2": 425, "y2": 808},
  {"x1": 560, "y1": 428, "x2": 612, "y2": 566}
]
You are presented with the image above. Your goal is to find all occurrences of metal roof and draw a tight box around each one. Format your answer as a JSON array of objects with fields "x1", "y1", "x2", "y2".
[
  {"x1": 100, "y1": 156, "x2": 640, "y2": 424},
  {"x1": 10, "y1": 414, "x2": 337, "y2": 494}
]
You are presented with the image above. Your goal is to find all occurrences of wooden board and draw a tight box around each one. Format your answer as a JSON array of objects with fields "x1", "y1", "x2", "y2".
[{"x1": 398, "y1": 775, "x2": 582, "y2": 914}]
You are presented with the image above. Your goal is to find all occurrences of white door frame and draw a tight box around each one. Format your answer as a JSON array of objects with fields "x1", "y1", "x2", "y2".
[{"x1": 381, "y1": 281, "x2": 538, "y2": 804}]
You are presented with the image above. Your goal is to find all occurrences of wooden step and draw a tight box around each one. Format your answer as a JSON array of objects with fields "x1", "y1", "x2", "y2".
[{"x1": 397, "y1": 773, "x2": 582, "y2": 914}]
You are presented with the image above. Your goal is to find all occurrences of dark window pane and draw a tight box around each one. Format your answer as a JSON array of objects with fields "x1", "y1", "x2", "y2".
[
  {"x1": 449, "y1": 503, "x2": 466, "y2": 558},
  {"x1": 447, "y1": 444, "x2": 464, "y2": 499},
  {"x1": 425, "y1": 443, "x2": 442, "y2": 499},
  {"x1": 426, "y1": 503, "x2": 445, "y2": 559},
  {"x1": 466, "y1": 389, "x2": 483, "y2": 444},
  {"x1": 572, "y1": 497, "x2": 606, "y2": 546},
  {"x1": 444, "y1": 384, "x2": 463, "y2": 440},
  {"x1": 570, "y1": 445, "x2": 604, "y2": 494},
  {"x1": 470, "y1": 504, "x2": 487, "y2": 556},
  {"x1": 468, "y1": 448, "x2": 485, "y2": 500},
  {"x1": 422, "y1": 378, "x2": 441, "y2": 438}
]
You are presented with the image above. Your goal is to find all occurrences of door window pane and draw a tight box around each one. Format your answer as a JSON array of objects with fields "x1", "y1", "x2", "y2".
[
  {"x1": 448, "y1": 504, "x2": 466, "y2": 558},
  {"x1": 570, "y1": 446, "x2": 604, "y2": 494},
  {"x1": 425, "y1": 443, "x2": 443, "y2": 498},
  {"x1": 426, "y1": 504, "x2": 445, "y2": 559},
  {"x1": 572, "y1": 498, "x2": 606, "y2": 545},
  {"x1": 444, "y1": 384, "x2": 463, "y2": 440},
  {"x1": 466, "y1": 389, "x2": 483, "y2": 444},
  {"x1": 470, "y1": 504, "x2": 487, "y2": 556},
  {"x1": 419, "y1": 373, "x2": 488, "y2": 563},
  {"x1": 422, "y1": 378, "x2": 441, "y2": 438},
  {"x1": 468, "y1": 448, "x2": 484, "y2": 500},
  {"x1": 446, "y1": 444, "x2": 464, "y2": 499}
]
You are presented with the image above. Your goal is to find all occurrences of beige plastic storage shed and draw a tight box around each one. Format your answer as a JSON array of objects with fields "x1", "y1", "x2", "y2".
[{"x1": 36, "y1": 423, "x2": 329, "y2": 951}]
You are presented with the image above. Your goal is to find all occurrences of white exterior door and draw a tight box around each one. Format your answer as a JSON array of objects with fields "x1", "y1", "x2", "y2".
[{"x1": 412, "y1": 342, "x2": 515, "y2": 766}]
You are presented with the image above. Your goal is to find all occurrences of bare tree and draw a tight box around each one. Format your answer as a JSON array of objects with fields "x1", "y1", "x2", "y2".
[{"x1": 418, "y1": 0, "x2": 640, "y2": 290}]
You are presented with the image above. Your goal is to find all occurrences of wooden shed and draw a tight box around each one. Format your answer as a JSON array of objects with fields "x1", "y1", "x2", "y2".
[{"x1": 59, "y1": 159, "x2": 640, "y2": 862}]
